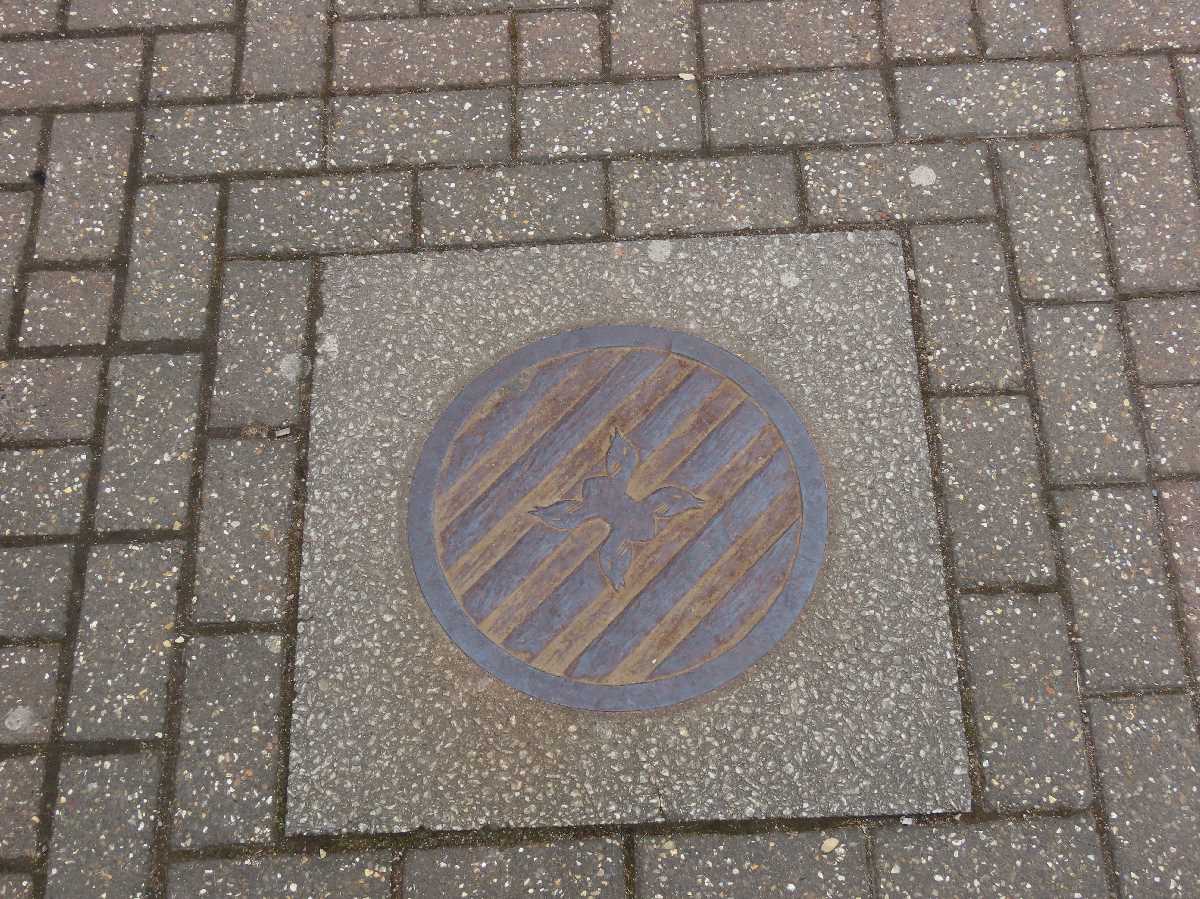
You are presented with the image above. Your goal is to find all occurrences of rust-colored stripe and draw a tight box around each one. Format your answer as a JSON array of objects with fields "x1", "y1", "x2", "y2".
[
  {"x1": 443, "y1": 355, "x2": 695, "y2": 596},
  {"x1": 531, "y1": 426, "x2": 784, "y2": 676},
  {"x1": 435, "y1": 349, "x2": 627, "y2": 529},
  {"x1": 603, "y1": 484, "x2": 802, "y2": 684},
  {"x1": 626, "y1": 380, "x2": 745, "y2": 501},
  {"x1": 478, "y1": 517, "x2": 610, "y2": 643}
]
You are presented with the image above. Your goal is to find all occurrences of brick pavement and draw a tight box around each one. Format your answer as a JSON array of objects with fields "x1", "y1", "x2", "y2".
[{"x1": 0, "y1": 1, "x2": 1198, "y2": 896}]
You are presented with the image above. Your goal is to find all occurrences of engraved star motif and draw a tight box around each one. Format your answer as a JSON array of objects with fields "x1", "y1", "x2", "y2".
[{"x1": 530, "y1": 431, "x2": 704, "y2": 590}]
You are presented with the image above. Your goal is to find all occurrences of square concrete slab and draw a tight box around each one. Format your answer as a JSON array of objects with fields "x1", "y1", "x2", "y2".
[{"x1": 288, "y1": 233, "x2": 968, "y2": 833}]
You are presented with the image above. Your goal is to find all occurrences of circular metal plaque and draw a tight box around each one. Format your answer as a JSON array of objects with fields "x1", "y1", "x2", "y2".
[{"x1": 409, "y1": 326, "x2": 827, "y2": 711}]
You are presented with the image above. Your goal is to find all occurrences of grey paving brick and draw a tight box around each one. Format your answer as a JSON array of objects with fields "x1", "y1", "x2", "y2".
[
  {"x1": 66, "y1": 542, "x2": 180, "y2": 739},
  {"x1": 1182, "y1": 56, "x2": 1200, "y2": 133},
  {"x1": 895, "y1": 62, "x2": 1080, "y2": 139},
  {"x1": 0, "y1": 876, "x2": 32, "y2": 898},
  {"x1": 1127, "y1": 296, "x2": 1200, "y2": 383},
  {"x1": 333, "y1": 16, "x2": 510, "y2": 92},
  {"x1": 0, "y1": 38, "x2": 143, "y2": 111},
  {"x1": 0, "y1": 645, "x2": 56, "y2": 745},
  {"x1": 242, "y1": 0, "x2": 326, "y2": 96},
  {"x1": 150, "y1": 32, "x2": 236, "y2": 102},
  {"x1": 20, "y1": 270, "x2": 114, "y2": 348},
  {"x1": 329, "y1": 89, "x2": 511, "y2": 167},
  {"x1": 700, "y1": 0, "x2": 880, "y2": 73},
  {"x1": 1027, "y1": 304, "x2": 1144, "y2": 483},
  {"x1": 1093, "y1": 128, "x2": 1200, "y2": 294},
  {"x1": 960, "y1": 593, "x2": 1090, "y2": 809},
  {"x1": 0, "y1": 358, "x2": 101, "y2": 441},
  {"x1": 1055, "y1": 486, "x2": 1184, "y2": 691},
  {"x1": 196, "y1": 440, "x2": 294, "y2": 622},
  {"x1": 883, "y1": 0, "x2": 976, "y2": 58},
  {"x1": 707, "y1": 71, "x2": 892, "y2": 148},
  {"x1": 172, "y1": 634, "x2": 282, "y2": 848},
  {"x1": 406, "y1": 839, "x2": 624, "y2": 898},
  {"x1": 0, "y1": 1, "x2": 57, "y2": 34},
  {"x1": 427, "y1": 0, "x2": 598, "y2": 9},
  {"x1": 0, "y1": 193, "x2": 31, "y2": 324},
  {"x1": 637, "y1": 830, "x2": 870, "y2": 898},
  {"x1": 226, "y1": 173, "x2": 412, "y2": 255},
  {"x1": 1159, "y1": 483, "x2": 1198, "y2": 663},
  {"x1": 1144, "y1": 386, "x2": 1199, "y2": 476},
  {"x1": 1082, "y1": 56, "x2": 1181, "y2": 129},
  {"x1": 936, "y1": 397, "x2": 1056, "y2": 586},
  {"x1": 0, "y1": 754, "x2": 42, "y2": 857},
  {"x1": 142, "y1": 100, "x2": 323, "y2": 177},
  {"x1": 0, "y1": 544, "x2": 72, "y2": 637},
  {"x1": 45, "y1": 752, "x2": 159, "y2": 899},
  {"x1": 518, "y1": 11, "x2": 602, "y2": 83},
  {"x1": 169, "y1": 852, "x2": 391, "y2": 898},
  {"x1": 803, "y1": 143, "x2": 994, "y2": 224},
  {"x1": 1090, "y1": 695, "x2": 1200, "y2": 896},
  {"x1": 211, "y1": 261, "x2": 308, "y2": 427},
  {"x1": 69, "y1": 0, "x2": 234, "y2": 26},
  {"x1": 337, "y1": 0, "x2": 417, "y2": 12},
  {"x1": 875, "y1": 817, "x2": 1108, "y2": 897},
  {"x1": 0, "y1": 116, "x2": 39, "y2": 183},
  {"x1": 96, "y1": 354, "x2": 201, "y2": 532},
  {"x1": 35, "y1": 112, "x2": 134, "y2": 262},
  {"x1": 910, "y1": 222, "x2": 1022, "y2": 390},
  {"x1": 0, "y1": 449, "x2": 90, "y2": 536},
  {"x1": 977, "y1": 0, "x2": 1071, "y2": 55},
  {"x1": 519, "y1": 81, "x2": 702, "y2": 158},
  {"x1": 611, "y1": 155, "x2": 798, "y2": 236},
  {"x1": 122, "y1": 183, "x2": 219, "y2": 340},
  {"x1": 610, "y1": 0, "x2": 695, "y2": 77},
  {"x1": 419, "y1": 162, "x2": 605, "y2": 245},
  {"x1": 1071, "y1": 0, "x2": 1200, "y2": 52}
]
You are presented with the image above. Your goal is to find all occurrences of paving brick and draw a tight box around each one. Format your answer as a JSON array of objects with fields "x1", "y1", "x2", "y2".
[
  {"x1": 936, "y1": 397, "x2": 1055, "y2": 586},
  {"x1": 226, "y1": 173, "x2": 412, "y2": 255},
  {"x1": 803, "y1": 143, "x2": 994, "y2": 224},
  {"x1": 169, "y1": 852, "x2": 391, "y2": 898},
  {"x1": 20, "y1": 270, "x2": 114, "y2": 348},
  {"x1": 1026, "y1": 304, "x2": 1144, "y2": 483},
  {"x1": 910, "y1": 223, "x2": 1022, "y2": 391},
  {"x1": 69, "y1": 0, "x2": 234, "y2": 26},
  {"x1": 0, "y1": 449, "x2": 90, "y2": 536},
  {"x1": 1082, "y1": 56, "x2": 1181, "y2": 129},
  {"x1": 0, "y1": 544, "x2": 72, "y2": 637},
  {"x1": 0, "y1": 193, "x2": 31, "y2": 324},
  {"x1": 1144, "y1": 386, "x2": 1200, "y2": 476},
  {"x1": 1055, "y1": 487, "x2": 1184, "y2": 691},
  {"x1": 35, "y1": 113, "x2": 134, "y2": 262},
  {"x1": 1090, "y1": 696, "x2": 1200, "y2": 896},
  {"x1": 45, "y1": 752, "x2": 159, "y2": 899},
  {"x1": 427, "y1": 0, "x2": 598, "y2": 9},
  {"x1": 875, "y1": 817, "x2": 1108, "y2": 897},
  {"x1": 0, "y1": 116, "x2": 39, "y2": 183},
  {"x1": 172, "y1": 634, "x2": 282, "y2": 848},
  {"x1": 330, "y1": 89, "x2": 511, "y2": 168},
  {"x1": 1071, "y1": 0, "x2": 1200, "y2": 52},
  {"x1": 1159, "y1": 483, "x2": 1198, "y2": 663},
  {"x1": 977, "y1": 0, "x2": 1071, "y2": 55},
  {"x1": 0, "y1": 876, "x2": 32, "y2": 898},
  {"x1": 0, "y1": 645, "x2": 56, "y2": 745},
  {"x1": 611, "y1": 155, "x2": 798, "y2": 236},
  {"x1": 637, "y1": 830, "x2": 870, "y2": 898},
  {"x1": 65, "y1": 542, "x2": 180, "y2": 739},
  {"x1": 1182, "y1": 56, "x2": 1200, "y2": 133},
  {"x1": 883, "y1": 0, "x2": 976, "y2": 58},
  {"x1": 333, "y1": 16, "x2": 510, "y2": 92},
  {"x1": 895, "y1": 62, "x2": 1080, "y2": 139},
  {"x1": 960, "y1": 593, "x2": 1090, "y2": 809},
  {"x1": 0, "y1": 1, "x2": 57, "y2": 34},
  {"x1": 0, "y1": 754, "x2": 42, "y2": 857},
  {"x1": 610, "y1": 0, "x2": 695, "y2": 77},
  {"x1": 0, "y1": 358, "x2": 101, "y2": 441},
  {"x1": 700, "y1": 0, "x2": 880, "y2": 73},
  {"x1": 211, "y1": 261, "x2": 308, "y2": 427},
  {"x1": 518, "y1": 11, "x2": 602, "y2": 83},
  {"x1": 1093, "y1": 128, "x2": 1200, "y2": 294},
  {"x1": 420, "y1": 162, "x2": 605, "y2": 245},
  {"x1": 707, "y1": 71, "x2": 892, "y2": 148},
  {"x1": 519, "y1": 81, "x2": 701, "y2": 158},
  {"x1": 242, "y1": 0, "x2": 326, "y2": 96},
  {"x1": 1127, "y1": 296, "x2": 1200, "y2": 383},
  {"x1": 142, "y1": 100, "x2": 323, "y2": 177},
  {"x1": 337, "y1": 0, "x2": 417, "y2": 12},
  {"x1": 0, "y1": 38, "x2": 143, "y2": 111},
  {"x1": 96, "y1": 354, "x2": 201, "y2": 532},
  {"x1": 196, "y1": 440, "x2": 294, "y2": 622},
  {"x1": 122, "y1": 183, "x2": 219, "y2": 340},
  {"x1": 407, "y1": 839, "x2": 624, "y2": 898},
  {"x1": 150, "y1": 32, "x2": 236, "y2": 102}
]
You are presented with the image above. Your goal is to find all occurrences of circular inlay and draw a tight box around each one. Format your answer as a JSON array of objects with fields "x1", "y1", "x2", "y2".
[{"x1": 409, "y1": 326, "x2": 827, "y2": 711}]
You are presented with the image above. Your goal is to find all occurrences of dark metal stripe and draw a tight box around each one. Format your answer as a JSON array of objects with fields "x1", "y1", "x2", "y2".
[
  {"x1": 627, "y1": 366, "x2": 722, "y2": 453},
  {"x1": 667, "y1": 401, "x2": 767, "y2": 492},
  {"x1": 458, "y1": 524, "x2": 569, "y2": 622},
  {"x1": 502, "y1": 559, "x2": 610, "y2": 661}
]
